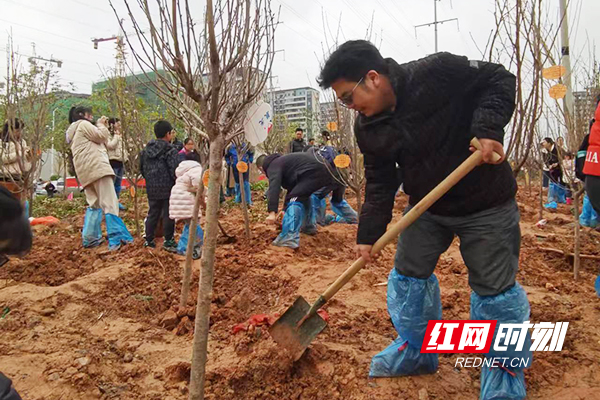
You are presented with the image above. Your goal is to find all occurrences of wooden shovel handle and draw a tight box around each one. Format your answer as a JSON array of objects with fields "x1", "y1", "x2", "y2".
[{"x1": 320, "y1": 138, "x2": 500, "y2": 302}]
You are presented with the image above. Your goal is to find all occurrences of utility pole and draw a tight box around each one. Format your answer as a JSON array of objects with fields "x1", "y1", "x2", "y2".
[
  {"x1": 559, "y1": 0, "x2": 574, "y2": 139},
  {"x1": 415, "y1": 0, "x2": 458, "y2": 53},
  {"x1": 51, "y1": 107, "x2": 58, "y2": 177}
]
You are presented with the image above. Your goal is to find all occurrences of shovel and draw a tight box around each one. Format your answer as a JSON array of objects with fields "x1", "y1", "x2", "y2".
[{"x1": 268, "y1": 138, "x2": 501, "y2": 360}]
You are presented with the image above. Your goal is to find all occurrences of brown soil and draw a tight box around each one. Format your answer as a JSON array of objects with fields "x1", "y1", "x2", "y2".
[{"x1": 1, "y1": 185, "x2": 599, "y2": 399}]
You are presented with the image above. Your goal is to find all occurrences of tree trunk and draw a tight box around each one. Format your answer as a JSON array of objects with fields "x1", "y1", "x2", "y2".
[
  {"x1": 352, "y1": 186, "x2": 362, "y2": 216},
  {"x1": 573, "y1": 187, "x2": 584, "y2": 280},
  {"x1": 180, "y1": 186, "x2": 203, "y2": 307},
  {"x1": 238, "y1": 170, "x2": 251, "y2": 239},
  {"x1": 133, "y1": 184, "x2": 141, "y2": 237},
  {"x1": 63, "y1": 156, "x2": 68, "y2": 199},
  {"x1": 538, "y1": 166, "x2": 544, "y2": 221},
  {"x1": 188, "y1": 135, "x2": 225, "y2": 400}
]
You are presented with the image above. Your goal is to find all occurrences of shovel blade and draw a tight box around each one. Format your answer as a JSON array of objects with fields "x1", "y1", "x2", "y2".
[{"x1": 268, "y1": 296, "x2": 327, "y2": 360}]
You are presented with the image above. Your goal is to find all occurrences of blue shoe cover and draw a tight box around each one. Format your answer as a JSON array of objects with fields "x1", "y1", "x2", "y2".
[
  {"x1": 301, "y1": 198, "x2": 318, "y2": 235},
  {"x1": 331, "y1": 199, "x2": 358, "y2": 224},
  {"x1": 82, "y1": 208, "x2": 104, "y2": 248},
  {"x1": 544, "y1": 201, "x2": 557, "y2": 210},
  {"x1": 273, "y1": 202, "x2": 303, "y2": 249},
  {"x1": 595, "y1": 275, "x2": 600, "y2": 297},
  {"x1": 177, "y1": 222, "x2": 204, "y2": 256},
  {"x1": 105, "y1": 213, "x2": 134, "y2": 251},
  {"x1": 369, "y1": 269, "x2": 441, "y2": 377},
  {"x1": 579, "y1": 195, "x2": 599, "y2": 228},
  {"x1": 471, "y1": 283, "x2": 532, "y2": 367},
  {"x1": 480, "y1": 366, "x2": 526, "y2": 400},
  {"x1": 243, "y1": 180, "x2": 252, "y2": 206},
  {"x1": 556, "y1": 184, "x2": 567, "y2": 204},
  {"x1": 369, "y1": 336, "x2": 439, "y2": 377},
  {"x1": 312, "y1": 194, "x2": 334, "y2": 226},
  {"x1": 234, "y1": 183, "x2": 241, "y2": 203},
  {"x1": 547, "y1": 182, "x2": 562, "y2": 206}
]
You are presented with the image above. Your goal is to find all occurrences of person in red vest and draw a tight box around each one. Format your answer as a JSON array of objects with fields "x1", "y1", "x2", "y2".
[{"x1": 583, "y1": 100, "x2": 600, "y2": 214}]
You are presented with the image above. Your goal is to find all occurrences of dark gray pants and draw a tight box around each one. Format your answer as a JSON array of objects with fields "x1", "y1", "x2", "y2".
[
  {"x1": 585, "y1": 175, "x2": 600, "y2": 213},
  {"x1": 394, "y1": 199, "x2": 520, "y2": 296}
]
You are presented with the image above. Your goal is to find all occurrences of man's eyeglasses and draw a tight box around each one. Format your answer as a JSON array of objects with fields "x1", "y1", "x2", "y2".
[{"x1": 338, "y1": 77, "x2": 364, "y2": 108}]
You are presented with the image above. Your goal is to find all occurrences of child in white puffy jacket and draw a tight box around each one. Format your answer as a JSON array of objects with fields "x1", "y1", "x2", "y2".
[{"x1": 169, "y1": 156, "x2": 205, "y2": 259}]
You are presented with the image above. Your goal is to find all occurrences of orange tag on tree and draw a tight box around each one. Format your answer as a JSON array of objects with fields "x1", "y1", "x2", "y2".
[
  {"x1": 236, "y1": 161, "x2": 248, "y2": 173},
  {"x1": 549, "y1": 84, "x2": 567, "y2": 99},
  {"x1": 202, "y1": 170, "x2": 210, "y2": 187},
  {"x1": 334, "y1": 154, "x2": 351, "y2": 169},
  {"x1": 542, "y1": 65, "x2": 566, "y2": 80}
]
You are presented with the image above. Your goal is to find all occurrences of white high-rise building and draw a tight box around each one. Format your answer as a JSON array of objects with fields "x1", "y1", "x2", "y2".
[{"x1": 271, "y1": 87, "x2": 320, "y2": 138}]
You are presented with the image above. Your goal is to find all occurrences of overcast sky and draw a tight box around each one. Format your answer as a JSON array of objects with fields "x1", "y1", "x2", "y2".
[{"x1": 0, "y1": 0, "x2": 598, "y2": 97}]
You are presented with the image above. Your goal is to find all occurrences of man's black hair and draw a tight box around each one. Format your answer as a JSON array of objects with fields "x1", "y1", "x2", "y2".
[
  {"x1": 318, "y1": 40, "x2": 390, "y2": 89},
  {"x1": 256, "y1": 154, "x2": 266, "y2": 169},
  {"x1": 154, "y1": 120, "x2": 173, "y2": 139},
  {"x1": 295, "y1": 127, "x2": 304, "y2": 133},
  {"x1": 542, "y1": 137, "x2": 554, "y2": 145}
]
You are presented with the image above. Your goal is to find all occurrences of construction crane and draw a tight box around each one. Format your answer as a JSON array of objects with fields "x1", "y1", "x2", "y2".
[
  {"x1": 92, "y1": 20, "x2": 148, "y2": 78},
  {"x1": 92, "y1": 19, "x2": 128, "y2": 77},
  {"x1": 27, "y1": 43, "x2": 62, "y2": 68}
]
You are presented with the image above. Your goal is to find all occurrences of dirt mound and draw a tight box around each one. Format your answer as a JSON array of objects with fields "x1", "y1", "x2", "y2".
[
  {"x1": 2, "y1": 186, "x2": 600, "y2": 400},
  {"x1": 0, "y1": 222, "x2": 102, "y2": 286},
  {"x1": 84, "y1": 243, "x2": 182, "y2": 322}
]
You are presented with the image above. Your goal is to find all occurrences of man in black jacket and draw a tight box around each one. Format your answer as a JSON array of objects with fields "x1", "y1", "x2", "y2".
[
  {"x1": 0, "y1": 373, "x2": 21, "y2": 400},
  {"x1": 319, "y1": 40, "x2": 530, "y2": 400},
  {"x1": 0, "y1": 186, "x2": 32, "y2": 267},
  {"x1": 288, "y1": 128, "x2": 307, "y2": 153},
  {"x1": 140, "y1": 120, "x2": 179, "y2": 252},
  {"x1": 256, "y1": 152, "x2": 347, "y2": 248}
]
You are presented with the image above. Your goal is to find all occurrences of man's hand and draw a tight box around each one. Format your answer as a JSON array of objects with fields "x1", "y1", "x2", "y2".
[
  {"x1": 266, "y1": 212, "x2": 278, "y2": 225},
  {"x1": 470, "y1": 138, "x2": 505, "y2": 165},
  {"x1": 355, "y1": 244, "x2": 379, "y2": 264}
]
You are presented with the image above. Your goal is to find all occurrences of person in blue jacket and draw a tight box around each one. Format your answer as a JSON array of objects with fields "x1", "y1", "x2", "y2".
[{"x1": 225, "y1": 142, "x2": 254, "y2": 206}]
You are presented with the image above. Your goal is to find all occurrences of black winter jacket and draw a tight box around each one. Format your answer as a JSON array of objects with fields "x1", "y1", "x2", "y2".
[
  {"x1": 0, "y1": 373, "x2": 22, "y2": 400},
  {"x1": 355, "y1": 53, "x2": 518, "y2": 245},
  {"x1": 0, "y1": 186, "x2": 32, "y2": 257},
  {"x1": 576, "y1": 134, "x2": 590, "y2": 181},
  {"x1": 289, "y1": 138, "x2": 307, "y2": 153},
  {"x1": 264, "y1": 152, "x2": 331, "y2": 212},
  {"x1": 140, "y1": 139, "x2": 179, "y2": 200}
]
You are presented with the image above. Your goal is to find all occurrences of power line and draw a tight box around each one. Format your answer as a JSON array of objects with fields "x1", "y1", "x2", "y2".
[
  {"x1": 0, "y1": 31, "x2": 113, "y2": 59},
  {"x1": 388, "y1": 0, "x2": 435, "y2": 50},
  {"x1": 437, "y1": 0, "x2": 479, "y2": 56},
  {"x1": 66, "y1": 0, "x2": 114, "y2": 15},
  {"x1": 0, "y1": 0, "x2": 110, "y2": 32},
  {"x1": 338, "y1": 0, "x2": 408, "y2": 56},
  {"x1": 0, "y1": 18, "x2": 101, "y2": 47}
]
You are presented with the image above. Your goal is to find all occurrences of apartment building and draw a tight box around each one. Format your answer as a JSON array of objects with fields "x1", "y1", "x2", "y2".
[{"x1": 271, "y1": 87, "x2": 320, "y2": 138}]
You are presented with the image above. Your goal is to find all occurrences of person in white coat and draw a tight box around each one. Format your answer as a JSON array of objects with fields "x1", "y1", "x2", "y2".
[
  {"x1": 169, "y1": 153, "x2": 205, "y2": 259},
  {"x1": 106, "y1": 117, "x2": 128, "y2": 210},
  {"x1": 1, "y1": 118, "x2": 32, "y2": 204},
  {"x1": 66, "y1": 106, "x2": 133, "y2": 250}
]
